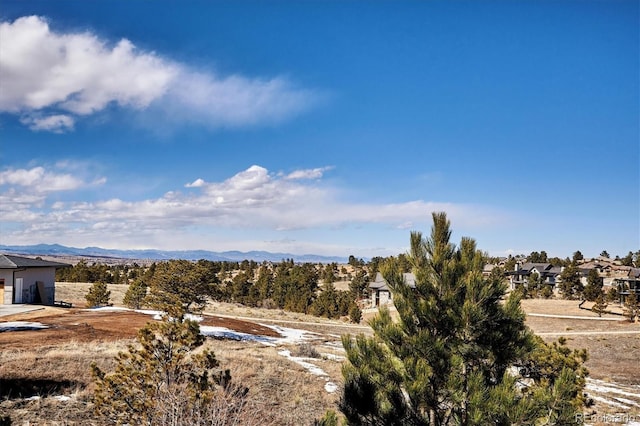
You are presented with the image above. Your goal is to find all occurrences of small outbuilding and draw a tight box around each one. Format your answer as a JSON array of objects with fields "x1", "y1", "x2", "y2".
[
  {"x1": 369, "y1": 272, "x2": 416, "y2": 307},
  {"x1": 0, "y1": 254, "x2": 70, "y2": 305}
]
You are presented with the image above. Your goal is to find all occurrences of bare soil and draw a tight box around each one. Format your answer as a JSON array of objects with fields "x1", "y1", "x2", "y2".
[{"x1": 0, "y1": 309, "x2": 281, "y2": 349}]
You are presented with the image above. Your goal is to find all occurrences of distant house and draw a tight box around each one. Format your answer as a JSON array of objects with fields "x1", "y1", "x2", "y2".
[
  {"x1": 506, "y1": 263, "x2": 562, "y2": 290},
  {"x1": 614, "y1": 267, "x2": 640, "y2": 303},
  {"x1": 368, "y1": 272, "x2": 416, "y2": 307},
  {"x1": 579, "y1": 258, "x2": 630, "y2": 277},
  {"x1": 0, "y1": 254, "x2": 70, "y2": 305}
]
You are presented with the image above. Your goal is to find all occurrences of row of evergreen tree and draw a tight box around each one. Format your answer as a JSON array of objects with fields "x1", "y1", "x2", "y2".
[{"x1": 82, "y1": 258, "x2": 366, "y2": 323}]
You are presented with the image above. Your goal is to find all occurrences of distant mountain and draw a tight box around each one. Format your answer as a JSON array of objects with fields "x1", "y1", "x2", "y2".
[{"x1": 0, "y1": 243, "x2": 348, "y2": 264}]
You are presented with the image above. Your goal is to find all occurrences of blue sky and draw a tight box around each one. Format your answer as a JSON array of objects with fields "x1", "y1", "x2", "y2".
[{"x1": 0, "y1": 1, "x2": 638, "y2": 259}]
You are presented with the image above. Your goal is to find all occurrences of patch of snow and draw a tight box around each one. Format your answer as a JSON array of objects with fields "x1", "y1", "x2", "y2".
[
  {"x1": 609, "y1": 397, "x2": 640, "y2": 408},
  {"x1": 324, "y1": 382, "x2": 338, "y2": 393},
  {"x1": 277, "y1": 349, "x2": 327, "y2": 376},
  {"x1": 89, "y1": 306, "x2": 130, "y2": 312},
  {"x1": 264, "y1": 324, "x2": 320, "y2": 344},
  {"x1": 87, "y1": 307, "x2": 205, "y2": 322},
  {"x1": 586, "y1": 380, "x2": 640, "y2": 399},
  {"x1": 184, "y1": 313, "x2": 203, "y2": 322},
  {"x1": 588, "y1": 378, "x2": 640, "y2": 390},
  {"x1": 54, "y1": 395, "x2": 72, "y2": 402},
  {"x1": 0, "y1": 321, "x2": 49, "y2": 331},
  {"x1": 321, "y1": 353, "x2": 345, "y2": 361},
  {"x1": 134, "y1": 309, "x2": 163, "y2": 319},
  {"x1": 200, "y1": 326, "x2": 277, "y2": 346},
  {"x1": 24, "y1": 396, "x2": 41, "y2": 401},
  {"x1": 589, "y1": 395, "x2": 630, "y2": 409}
]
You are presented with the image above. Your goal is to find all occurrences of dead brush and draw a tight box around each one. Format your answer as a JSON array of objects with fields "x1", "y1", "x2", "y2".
[{"x1": 294, "y1": 343, "x2": 321, "y2": 359}]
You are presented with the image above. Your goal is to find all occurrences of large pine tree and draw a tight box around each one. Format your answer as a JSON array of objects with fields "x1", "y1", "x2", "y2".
[{"x1": 340, "y1": 212, "x2": 587, "y2": 425}]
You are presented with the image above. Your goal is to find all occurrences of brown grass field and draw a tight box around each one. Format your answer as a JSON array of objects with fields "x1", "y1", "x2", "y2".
[{"x1": 0, "y1": 283, "x2": 638, "y2": 425}]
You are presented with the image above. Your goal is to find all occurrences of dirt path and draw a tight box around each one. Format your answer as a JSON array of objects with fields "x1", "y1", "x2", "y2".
[
  {"x1": 527, "y1": 313, "x2": 621, "y2": 321},
  {"x1": 538, "y1": 330, "x2": 640, "y2": 336}
]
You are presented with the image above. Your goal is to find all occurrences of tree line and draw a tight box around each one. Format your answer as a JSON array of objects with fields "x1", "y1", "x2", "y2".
[
  {"x1": 79, "y1": 258, "x2": 367, "y2": 323},
  {"x1": 498, "y1": 249, "x2": 640, "y2": 269}
]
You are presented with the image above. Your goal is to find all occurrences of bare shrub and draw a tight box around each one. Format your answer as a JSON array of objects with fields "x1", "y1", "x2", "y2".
[
  {"x1": 260, "y1": 298, "x2": 278, "y2": 309},
  {"x1": 295, "y1": 343, "x2": 321, "y2": 359}
]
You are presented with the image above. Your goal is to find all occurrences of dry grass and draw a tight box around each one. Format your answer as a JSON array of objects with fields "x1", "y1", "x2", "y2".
[
  {"x1": 55, "y1": 282, "x2": 129, "y2": 307},
  {"x1": 525, "y1": 316, "x2": 639, "y2": 334},
  {"x1": 205, "y1": 300, "x2": 355, "y2": 325},
  {"x1": 210, "y1": 340, "x2": 342, "y2": 425},
  {"x1": 0, "y1": 339, "x2": 129, "y2": 424},
  {"x1": 559, "y1": 335, "x2": 640, "y2": 386},
  {"x1": 0, "y1": 336, "x2": 344, "y2": 425},
  {"x1": 520, "y1": 298, "x2": 625, "y2": 317}
]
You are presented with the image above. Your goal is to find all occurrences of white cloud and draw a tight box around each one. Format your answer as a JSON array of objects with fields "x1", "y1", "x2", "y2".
[
  {"x1": 0, "y1": 16, "x2": 318, "y2": 132},
  {"x1": 2, "y1": 164, "x2": 507, "y2": 255},
  {"x1": 20, "y1": 114, "x2": 75, "y2": 132},
  {"x1": 0, "y1": 166, "x2": 83, "y2": 192},
  {"x1": 166, "y1": 72, "x2": 317, "y2": 127},
  {"x1": 0, "y1": 16, "x2": 176, "y2": 114},
  {"x1": 285, "y1": 167, "x2": 333, "y2": 180},
  {"x1": 185, "y1": 178, "x2": 206, "y2": 188},
  {"x1": 0, "y1": 164, "x2": 106, "y2": 221}
]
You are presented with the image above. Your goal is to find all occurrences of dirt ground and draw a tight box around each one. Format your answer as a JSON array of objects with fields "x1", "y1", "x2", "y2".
[{"x1": 0, "y1": 308, "x2": 281, "y2": 349}]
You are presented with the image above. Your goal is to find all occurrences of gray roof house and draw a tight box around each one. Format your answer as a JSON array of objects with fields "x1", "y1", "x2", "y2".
[
  {"x1": 506, "y1": 262, "x2": 562, "y2": 290},
  {"x1": 369, "y1": 272, "x2": 416, "y2": 307},
  {"x1": 614, "y1": 267, "x2": 640, "y2": 303},
  {"x1": 0, "y1": 254, "x2": 70, "y2": 305}
]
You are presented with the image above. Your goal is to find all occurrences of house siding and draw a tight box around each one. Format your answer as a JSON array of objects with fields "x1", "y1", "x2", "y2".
[{"x1": 0, "y1": 267, "x2": 56, "y2": 305}]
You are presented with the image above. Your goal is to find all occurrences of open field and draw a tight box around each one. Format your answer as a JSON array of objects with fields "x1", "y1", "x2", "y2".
[
  {"x1": 1, "y1": 285, "x2": 639, "y2": 424},
  {"x1": 520, "y1": 298, "x2": 627, "y2": 318}
]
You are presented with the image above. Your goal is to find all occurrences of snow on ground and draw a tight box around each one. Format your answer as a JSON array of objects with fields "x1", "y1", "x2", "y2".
[
  {"x1": 54, "y1": 395, "x2": 72, "y2": 402},
  {"x1": 276, "y1": 349, "x2": 339, "y2": 394},
  {"x1": 89, "y1": 306, "x2": 130, "y2": 312},
  {"x1": 88, "y1": 307, "x2": 168, "y2": 320},
  {"x1": 0, "y1": 321, "x2": 49, "y2": 331},
  {"x1": 585, "y1": 378, "x2": 640, "y2": 423},
  {"x1": 324, "y1": 382, "x2": 338, "y2": 393},
  {"x1": 263, "y1": 324, "x2": 320, "y2": 343},
  {"x1": 200, "y1": 326, "x2": 278, "y2": 346},
  {"x1": 277, "y1": 349, "x2": 327, "y2": 376},
  {"x1": 199, "y1": 323, "x2": 322, "y2": 348},
  {"x1": 321, "y1": 353, "x2": 345, "y2": 361},
  {"x1": 587, "y1": 379, "x2": 640, "y2": 400},
  {"x1": 590, "y1": 395, "x2": 631, "y2": 410}
]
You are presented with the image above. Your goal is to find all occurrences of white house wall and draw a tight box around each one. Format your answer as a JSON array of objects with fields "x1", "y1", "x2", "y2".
[{"x1": 1, "y1": 267, "x2": 56, "y2": 305}]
